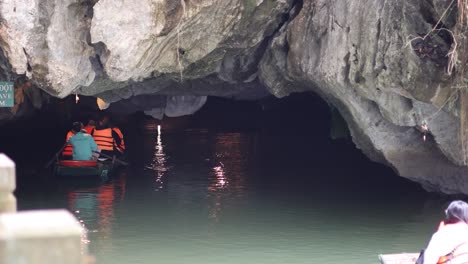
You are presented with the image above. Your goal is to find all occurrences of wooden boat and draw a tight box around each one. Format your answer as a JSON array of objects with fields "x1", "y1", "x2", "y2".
[
  {"x1": 54, "y1": 159, "x2": 115, "y2": 180},
  {"x1": 379, "y1": 253, "x2": 419, "y2": 264}
]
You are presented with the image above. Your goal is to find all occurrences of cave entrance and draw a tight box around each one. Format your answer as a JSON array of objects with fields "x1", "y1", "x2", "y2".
[
  {"x1": 139, "y1": 92, "x2": 424, "y2": 196},
  {"x1": 0, "y1": 91, "x2": 424, "y2": 196},
  {"x1": 189, "y1": 93, "x2": 365, "y2": 168}
]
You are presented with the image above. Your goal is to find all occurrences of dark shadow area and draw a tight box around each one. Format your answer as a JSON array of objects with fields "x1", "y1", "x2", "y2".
[
  {"x1": 190, "y1": 93, "x2": 428, "y2": 197},
  {"x1": 0, "y1": 92, "x2": 431, "y2": 198}
]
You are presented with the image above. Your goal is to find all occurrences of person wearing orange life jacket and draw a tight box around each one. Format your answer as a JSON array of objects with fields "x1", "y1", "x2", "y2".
[
  {"x1": 84, "y1": 120, "x2": 96, "y2": 134},
  {"x1": 422, "y1": 200, "x2": 468, "y2": 264},
  {"x1": 111, "y1": 126, "x2": 125, "y2": 155},
  {"x1": 92, "y1": 116, "x2": 122, "y2": 157}
]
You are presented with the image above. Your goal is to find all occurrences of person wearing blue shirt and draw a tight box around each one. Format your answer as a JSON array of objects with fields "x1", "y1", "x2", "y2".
[{"x1": 68, "y1": 122, "x2": 99, "y2": 160}]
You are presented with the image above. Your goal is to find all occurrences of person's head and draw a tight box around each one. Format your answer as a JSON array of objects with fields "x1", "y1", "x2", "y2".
[
  {"x1": 445, "y1": 200, "x2": 468, "y2": 224},
  {"x1": 98, "y1": 115, "x2": 110, "y2": 127},
  {"x1": 87, "y1": 120, "x2": 96, "y2": 127},
  {"x1": 72, "y1": 122, "x2": 83, "y2": 133}
]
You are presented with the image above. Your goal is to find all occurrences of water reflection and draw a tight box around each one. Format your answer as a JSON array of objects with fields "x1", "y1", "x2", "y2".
[
  {"x1": 211, "y1": 163, "x2": 227, "y2": 189},
  {"x1": 67, "y1": 174, "x2": 127, "y2": 252},
  {"x1": 150, "y1": 125, "x2": 169, "y2": 190},
  {"x1": 67, "y1": 191, "x2": 93, "y2": 253},
  {"x1": 211, "y1": 133, "x2": 249, "y2": 191},
  {"x1": 207, "y1": 133, "x2": 250, "y2": 221}
]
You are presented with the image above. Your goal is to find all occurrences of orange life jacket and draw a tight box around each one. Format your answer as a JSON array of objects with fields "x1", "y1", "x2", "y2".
[
  {"x1": 92, "y1": 128, "x2": 114, "y2": 151},
  {"x1": 84, "y1": 125, "x2": 95, "y2": 134},
  {"x1": 112, "y1": 127, "x2": 125, "y2": 153},
  {"x1": 62, "y1": 131, "x2": 74, "y2": 156},
  {"x1": 437, "y1": 242, "x2": 468, "y2": 264}
]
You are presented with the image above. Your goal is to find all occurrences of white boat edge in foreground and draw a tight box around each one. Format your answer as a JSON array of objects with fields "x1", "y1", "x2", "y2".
[{"x1": 379, "y1": 253, "x2": 419, "y2": 264}]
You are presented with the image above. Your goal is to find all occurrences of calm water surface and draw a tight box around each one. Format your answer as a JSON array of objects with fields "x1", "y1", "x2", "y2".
[{"x1": 17, "y1": 129, "x2": 448, "y2": 264}]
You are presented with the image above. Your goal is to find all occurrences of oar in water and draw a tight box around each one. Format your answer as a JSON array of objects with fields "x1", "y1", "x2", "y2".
[
  {"x1": 93, "y1": 151, "x2": 128, "y2": 166},
  {"x1": 44, "y1": 142, "x2": 68, "y2": 168}
]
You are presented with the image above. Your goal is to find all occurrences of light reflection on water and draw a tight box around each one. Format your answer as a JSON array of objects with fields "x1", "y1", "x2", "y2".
[
  {"x1": 151, "y1": 125, "x2": 169, "y2": 190},
  {"x1": 209, "y1": 133, "x2": 249, "y2": 193},
  {"x1": 17, "y1": 130, "x2": 447, "y2": 264},
  {"x1": 207, "y1": 133, "x2": 251, "y2": 222}
]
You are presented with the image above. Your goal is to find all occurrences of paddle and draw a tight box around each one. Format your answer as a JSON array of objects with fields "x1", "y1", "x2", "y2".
[
  {"x1": 93, "y1": 151, "x2": 128, "y2": 166},
  {"x1": 44, "y1": 142, "x2": 68, "y2": 168}
]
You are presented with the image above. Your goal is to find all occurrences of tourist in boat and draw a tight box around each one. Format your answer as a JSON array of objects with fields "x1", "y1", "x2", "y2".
[
  {"x1": 92, "y1": 115, "x2": 122, "y2": 157},
  {"x1": 112, "y1": 126, "x2": 125, "y2": 156},
  {"x1": 84, "y1": 119, "x2": 96, "y2": 134},
  {"x1": 423, "y1": 200, "x2": 468, "y2": 264},
  {"x1": 68, "y1": 121, "x2": 99, "y2": 161}
]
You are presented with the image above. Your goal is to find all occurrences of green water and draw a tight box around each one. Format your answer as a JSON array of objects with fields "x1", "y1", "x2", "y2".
[{"x1": 17, "y1": 130, "x2": 448, "y2": 264}]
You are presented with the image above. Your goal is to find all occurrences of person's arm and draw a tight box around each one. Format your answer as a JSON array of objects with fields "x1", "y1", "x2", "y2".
[
  {"x1": 90, "y1": 137, "x2": 98, "y2": 152},
  {"x1": 65, "y1": 132, "x2": 73, "y2": 146},
  {"x1": 68, "y1": 136, "x2": 75, "y2": 146},
  {"x1": 112, "y1": 130, "x2": 122, "y2": 147}
]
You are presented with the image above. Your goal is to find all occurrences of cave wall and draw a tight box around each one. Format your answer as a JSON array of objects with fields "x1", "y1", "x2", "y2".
[
  {"x1": 0, "y1": 0, "x2": 95, "y2": 97},
  {"x1": 0, "y1": 0, "x2": 467, "y2": 194},
  {"x1": 260, "y1": 0, "x2": 468, "y2": 193}
]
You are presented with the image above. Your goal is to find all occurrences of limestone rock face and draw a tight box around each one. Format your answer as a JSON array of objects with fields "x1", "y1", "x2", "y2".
[
  {"x1": 87, "y1": 0, "x2": 293, "y2": 117},
  {"x1": 91, "y1": 0, "x2": 293, "y2": 82},
  {"x1": 0, "y1": 0, "x2": 467, "y2": 193},
  {"x1": 0, "y1": 51, "x2": 48, "y2": 123},
  {"x1": 0, "y1": 0, "x2": 95, "y2": 97},
  {"x1": 260, "y1": 0, "x2": 468, "y2": 194}
]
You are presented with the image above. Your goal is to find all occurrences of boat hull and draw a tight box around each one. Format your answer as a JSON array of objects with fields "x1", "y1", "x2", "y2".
[{"x1": 54, "y1": 160, "x2": 114, "y2": 180}]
